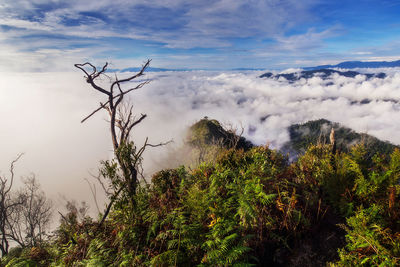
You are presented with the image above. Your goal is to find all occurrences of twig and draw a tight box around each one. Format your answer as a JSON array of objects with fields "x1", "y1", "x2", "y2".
[{"x1": 58, "y1": 211, "x2": 77, "y2": 244}]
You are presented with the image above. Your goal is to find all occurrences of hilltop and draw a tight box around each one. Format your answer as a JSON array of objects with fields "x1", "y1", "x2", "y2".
[
  {"x1": 283, "y1": 119, "x2": 397, "y2": 158},
  {"x1": 187, "y1": 118, "x2": 253, "y2": 151},
  {"x1": 188, "y1": 118, "x2": 397, "y2": 161}
]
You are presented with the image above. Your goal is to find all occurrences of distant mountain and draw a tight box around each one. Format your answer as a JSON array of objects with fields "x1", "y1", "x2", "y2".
[
  {"x1": 109, "y1": 67, "x2": 266, "y2": 72},
  {"x1": 282, "y1": 119, "x2": 397, "y2": 158},
  {"x1": 304, "y1": 60, "x2": 400, "y2": 70},
  {"x1": 107, "y1": 67, "x2": 190, "y2": 72},
  {"x1": 260, "y1": 69, "x2": 386, "y2": 82},
  {"x1": 230, "y1": 68, "x2": 266, "y2": 71}
]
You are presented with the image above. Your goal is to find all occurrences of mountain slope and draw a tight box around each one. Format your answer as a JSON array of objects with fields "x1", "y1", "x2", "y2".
[
  {"x1": 187, "y1": 118, "x2": 253, "y2": 150},
  {"x1": 283, "y1": 119, "x2": 397, "y2": 158}
]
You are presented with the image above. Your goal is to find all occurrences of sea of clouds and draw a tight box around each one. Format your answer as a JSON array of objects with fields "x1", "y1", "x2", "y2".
[
  {"x1": 1, "y1": 68, "x2": 400, "y2": 210},
  {"x1": 135, "y1": 68, "x2": 400, "y2": 146}
]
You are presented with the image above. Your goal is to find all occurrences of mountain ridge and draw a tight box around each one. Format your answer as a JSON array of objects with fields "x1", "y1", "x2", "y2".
[
  {"x1": 103, "y1": 60, "x2": 400, "y2": 73},
  {"x1": 187, "y1": 118, "x2": 398, "y2": 160},
  {"x1": 282, "y1": 118, "x2": 398, "y2": 158},
  {"x1": 259, "y1": 69, "x2": 386, "y2": 82},
  {"x1": 304, "y1": 59, "x2": 400, "y2": 70}
]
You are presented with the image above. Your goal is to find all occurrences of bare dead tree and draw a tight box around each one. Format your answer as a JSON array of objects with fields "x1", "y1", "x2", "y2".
[
  {"x1": 75, "y1": 60, "x2": 169, "y2": 225},
  {"x1": 20, "y1": 176, "x2": 52, "y2": 247},
  {"x1": 0, "y1": 154, "x2": 24, "y2": 256},
  {"x1": 221, "y1": 121, "x2": 246, "y2": 149},
  {"x1": 0, "y1": 157, "x2": 53, "y2": 255},
  {"x1": 5, "y1": 175, "x2": 53, "y2": 249}
]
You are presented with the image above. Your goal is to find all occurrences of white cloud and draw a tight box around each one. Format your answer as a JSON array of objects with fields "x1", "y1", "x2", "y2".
[
  {"x1": 0, "y1": 42, "x2": 102, "y2": 72},
  {"x1": 129, "y1": 69, "x2": 400, "y2": 148},
  {"x1": 0, "y1": 18, "x2": 53, "y2": 31},
  {"x1": 2, "y1": 0, "x2": 400, "y2": 72},
  {"x1": 1, "y1": 68, "x2": 400, "y2": 214},
  {"x1": 0, "y1": 0, "x2": 320, "y2": 71},
  {"x1": 352, "y1": 51, "x2": 372, "y2": 55},
  {"x1": 0, "y1": 0, "x2": 317, "y2": 48}
]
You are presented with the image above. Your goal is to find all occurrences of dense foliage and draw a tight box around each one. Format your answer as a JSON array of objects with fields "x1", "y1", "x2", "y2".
[
  {"x1": 284, "y1": 119, "x2": 398, "y2": 158},
  {"x1": 2, "y1": 138, "x2": 400, "y2": 266}
]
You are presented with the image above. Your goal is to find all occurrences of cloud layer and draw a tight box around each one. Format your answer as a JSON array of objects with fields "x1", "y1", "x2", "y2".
[
  {"x1": 1, "y1": 68, "x2": 400, "y2": 212},
  {"x1": 132, "y1": 69, "x2": 400, "y2": 152}
]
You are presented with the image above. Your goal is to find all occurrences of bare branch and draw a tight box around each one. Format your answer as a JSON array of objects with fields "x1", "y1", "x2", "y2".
[
  {"x1": 80, "y1": 80, "x2": 150, "y2": 123},
  {"x1": 136, "y1": 138, "x2": 173, "y2": 161},
  {"x1": 84, "y1": 178, "x2": 100, "y2": 214},
  {"x1": 126, "y1": 114, "x2": 147, "y2": 138},
  {"x1": 74, "y1": 62, "x2": 94, "y2": 77},
  {"x1": 146, "y1": 140, "x2": 173, "y2": 148},
  {"x1": 110, "y1": 59, "x2": 151, "y2": 93},
  {"x1": 93, "y1": 62, "x2": 109, "y2": 79},
  {"x1": 74, "y1": 62, "x2": 111, "y2": 96},
  {"x1": 81, "y1": 102, "x2": 109, "y2": 123},
  {"x1": 58, "y1": 211, "x2": 77, "y2": 244},
  {"x1": 5, "y1": 153, "x2": 23, "y2": 196},
  {"x1": 98, "y1": 185, "x2": 124, "y2": 228},
  {"x1": 114, "y1": 79, "x2": 124, "y2": 110},
  {"x1": 88, "y1": 171, "x2": 110, "y2": 196}
]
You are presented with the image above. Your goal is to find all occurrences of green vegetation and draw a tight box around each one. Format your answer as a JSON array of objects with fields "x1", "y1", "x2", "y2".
[
  {"x1": 2, "y1": 118, "x2": 400, "y2": 266},
  {"x1": 284, "y1": 119, "x2": 398, "y2": 158},
  {"x1": 185, "y1": 118, "x2": 253, "y2": 165},
  {"x1": 187, "y1": 118, "x2": 252, "y2": 151}
]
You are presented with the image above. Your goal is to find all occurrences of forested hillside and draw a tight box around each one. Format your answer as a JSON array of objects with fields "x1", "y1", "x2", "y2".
[
  {"x1": 283, "y1": 119, "x2": 398, "y2": 159},
  {"x1": 1, "y1": 118, "x2": 400, "y2": 266}
]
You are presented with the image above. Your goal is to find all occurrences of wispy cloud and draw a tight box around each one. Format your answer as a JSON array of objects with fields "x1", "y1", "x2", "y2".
[
  {"x1": 274, "y1": 28, "x2": 341, "y2": 52},
  {"x1": 1, "y1": 0, "x2": 400, "y2": 70},
  {"x1": 1, "y1": 0, "x2": 315, "y2": 43},
  {"x1": 0, "y1": 0, "x2": 321, "y2": 71}
]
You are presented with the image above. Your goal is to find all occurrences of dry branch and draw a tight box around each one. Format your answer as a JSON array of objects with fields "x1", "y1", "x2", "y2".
[{"x1": 75, "y1": 59, "x2": 164, "y2": 223}]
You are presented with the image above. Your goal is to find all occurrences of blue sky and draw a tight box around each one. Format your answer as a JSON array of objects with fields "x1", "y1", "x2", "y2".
[{"x1": 1, "y1": 0, "x2": 400, "y2": 71}]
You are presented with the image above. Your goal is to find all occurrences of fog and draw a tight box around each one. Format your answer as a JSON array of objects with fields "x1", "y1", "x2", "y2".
[{"x1": 1, "y1": 68, "x2": 400, "y2": 213}]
